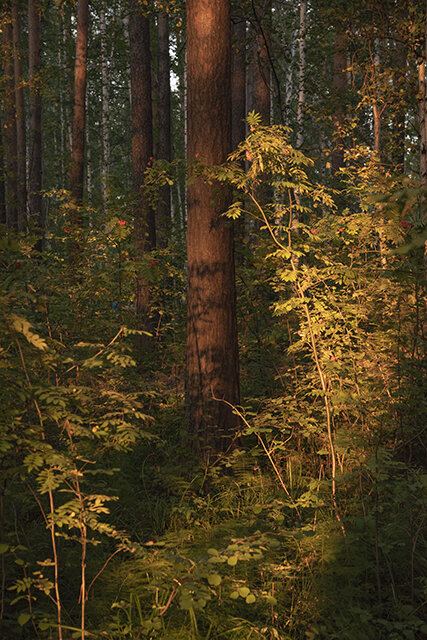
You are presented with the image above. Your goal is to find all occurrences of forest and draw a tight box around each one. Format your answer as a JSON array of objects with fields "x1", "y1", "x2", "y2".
[{"x1": 0, "y1": 0, "x2": 426, "y2": 638}]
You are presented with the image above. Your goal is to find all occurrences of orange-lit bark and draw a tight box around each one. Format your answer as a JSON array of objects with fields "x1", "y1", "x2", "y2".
[
  {"x1": 186, "y1": 0, "x2": 240, "y2": 451},
  {"x1": 69, "y1": 0, "x2": 88, "y2": 209}
]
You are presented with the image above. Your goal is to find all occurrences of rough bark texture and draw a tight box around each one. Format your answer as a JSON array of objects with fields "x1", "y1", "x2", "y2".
[
  {"x1": 0, "y1": 100, "x2": 5, "y2": 225},
  {"x1": 296, "y1": 0, "x2": 306, "y2": 149},
  {"x1": 129, "y1": 0, "x2": 155, "y2": 324},
  {"x1": 186, "y1": 0, "x2": 240, "y2": 451},
  {"x1": 12, "y1": 0, "x2": 26, "y2": 231},
  {"x1": 418, "y1": 57, "x2": 426, "y2": 185},
  {"x1": 251, "y1": 0, "x2": 271, "y2": 125},
  {"x1": 331, "y1": 31, "x2": 347, "y2": 174},
  {"x1": 69, "y1": 0, "x2": 88, "y2": 208},
  {"x1": 28, "y1": 0, "x2": 43, "y2": 234},
  {"x1": 231, "y1": 17, "x2": 246, "y2": 150},
  {"x1": 100, "y1": 4, "x2": 110, "y2": 208},
  {"x1": 157, "y1": 12, "x2": 172, "y2": 244},
  {"x1": 2, "y1": 9, "x2": 18, "y2": 230}
]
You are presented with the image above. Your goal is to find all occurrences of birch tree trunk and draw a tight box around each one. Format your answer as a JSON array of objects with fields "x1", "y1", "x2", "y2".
[
  {"x1": 12, "y1": 0, "x2": 26, "y2": 231},
  {"x1": 186, "y1": 0, "x2": 240, "y2": 451}
]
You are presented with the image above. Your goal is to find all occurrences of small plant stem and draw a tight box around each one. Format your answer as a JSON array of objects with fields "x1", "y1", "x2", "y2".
[
  {"x1": 247, "y1": 191, "x2": 345, "y2": 533},
  {"x1": 15, "y1": 338, "x2": 64, "y2": 637}
]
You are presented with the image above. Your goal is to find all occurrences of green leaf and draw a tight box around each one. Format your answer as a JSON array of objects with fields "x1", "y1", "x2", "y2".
[
  {"x1": 0, "y1": 544, "x2": 9, "y2": 554},
  {"x1": 227, "y1": 555, "x2": 238, "y2": 567},
  {"x1": 207, "y1": 573, "x2": 222, "y2": 586},
  {"x1": 18, "y1": 612, "x2": 31, "y2": 626},
  {"x1": 246, "y1": 594, "x2": 256, "y2": 604},
  {"x1": 230, "y1": 591, "x2": 239, "y2": 600},
  {"x1": 238, "y1": 587, "x2": 250, "y2": 598}
]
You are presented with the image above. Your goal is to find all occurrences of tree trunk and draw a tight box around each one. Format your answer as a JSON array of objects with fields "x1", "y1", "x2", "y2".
[
  {"x1": 392, "y1": 42, "x2": 406, "y2": 171},
  {"x1": 231, "y1": 17, "x2": 246, "y2": 150},
  {"x1": 331, "y1": 31, "x2": 347, "y2": 174},
  {"x1": 12, "y1": 0, "x2": 26, "y2": 231},
  {"x1": 129, "y1": 0, "x2": 155, "y2": 329},
  {"x1": 418, "y1": 55, "x2": 427, "y2": 185},
  {"x1": 157, "y1": 12, "x2": 172, "y2": 245},
  {"x1": 69, "y1": 0, "x2": 88, "y2": 209},
  {"x1": 186, "y1": 0, "x2": 240, "y2": 451},
  {"x1": 2, "y1": 7, "x2": 18, "y2": 230},
  {"x1": 100, "y1": 4, "x2": 111, "y2": 209},
  {"x1": 0, "y1": 100, "x2": 6, "y2": 225},
  {"x1": 372, "y1": 40, "x2": 381, "y2": 157},
  {"x1": 296, "y1": 0, "x2": 306, "y2": 149},
  {"x1": 28, "y1": 0, "x2": 43, "y2": 238},
  {"x1": 251, "y1": 0, "x2": 271, "y2": 125}
]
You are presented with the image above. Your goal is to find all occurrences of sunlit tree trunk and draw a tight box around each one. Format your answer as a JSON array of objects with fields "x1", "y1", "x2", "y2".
[
  {"x1": 418, "y1": 53, "x2": 427, "y2": 185},
  {"x1": 2, "y1": 7, "x2": 18, "y2": 230},
  {"x1": 12, "y1": 0, "x2": 26, "y2": 231},
  {"x1": 129, "y1": 0, "x2": 155, "y2": 331},
  {"x1": 186, "y1": 0, "x2": 240, "y2": 451},
  {"x1": 372, "y1": 40, "x2": 381, "y2": 157},
  {"x1": 331, "y1": 31, "x2": 347, "y2": 174},
  {"x1": 157, "y1": 12, "x2": 171, "y2": 245},
  {"x1": 28, "y1": 0, "x2": 43, "y2": 238},
  {"x1": 69, "y1": 0, "x2": 88, "y2": 209},
  {"x1": 392, "y1": 42, "x2": 406, "y2": 171}
]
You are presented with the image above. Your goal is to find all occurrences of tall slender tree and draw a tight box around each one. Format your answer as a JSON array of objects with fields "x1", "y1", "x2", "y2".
[
  {"x1": 129, "y1": 0, "x2": 155, "y2": 330},
  {"x1": 251, "y1": 0, "x2": 271, "y2": 125},
  {"x1": 12, "y1": 0, "x2": 26, "y2": 231},
  {"x1": 331, "y1": 30, "x2": 347, "y2": 174},
  {"x1": 157, "y1": 11, "x2": 172, "y2": 243},
  {"x1": 28, "y1": 0, "x2": 42, "y2": 236},
  {"x1": 186, "y1": 0, "x2": 240, "y2": 451},
  {"x1": 69, "y1": 0, "x2": 88, "y2": 208},
  {"x1": 2, "y1": 5, "x2": 18, "y2": 230},
  {"x1": 231, "y1": 15, "x2": 246, "y2": 150}
]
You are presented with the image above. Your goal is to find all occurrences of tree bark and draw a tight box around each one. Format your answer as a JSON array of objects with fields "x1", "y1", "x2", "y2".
[
  {"x1": 296, "y1": 0, "x2": 306, "y2": 149},
  {"x1": 391, "y1": 42, "x2": 406, "y2": 171},
  {"x1": 186, "y1": 0, "x2": 240, "y2": 451},
  {"x1": 418, "y1": 55, "x2": 427, "y2": 185},
  {"x1": 69, "y1": 0, "x2": 88, "y2": 209},
  {"x1": 2, "y1": 7, "x2": 18, "y2": 230},
  {"x1": 0, "y1": 98, "x2": 6, "y2": 225},
  {"x1": 100, "y1": 3, "x2": 111, "y2": 208},
  {"x1": 157, "y1": 11, "x2": 172, "y2": 245},
  {"x1": 129, "y1": 0, "x2": 155, "y2": 328},
  {"x1": 251, "y1": 0, "x2": 271, "y2": 125},
  {"x1": 331, "y1": 31, "x2": 347, "y2": 174},
  {"x1": 231, "y1": 16, "x2": 246, "y2": 150},
  {"x1": 12, "y1": 0, "x2": 26, "y2": 231},
  {"x1": 28, "y1": 0, "x2": 43, "y2": 238}
]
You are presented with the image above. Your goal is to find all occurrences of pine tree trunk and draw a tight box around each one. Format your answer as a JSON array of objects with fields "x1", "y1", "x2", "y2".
[
  {"x1": 157, "y1": 12, "x2": 172, "y2": 245},
  {"x1": 100, "y1": 4, "x2": 110, "y2": 209},
  {"x1": 251, "y1": 0, "x2": 271, "y2": 124},
  {"x1": 296, "y1": 0, "x2": 306, "y2": 149},
  {"x1": 418, "y1": 56, "x2": 426, "y2": 185},
  {"x1": 231, "y1": 17, "x2": 246, "y2": 150},
  {"x1": 2, "y1": 8, "x2": 18, "y2": 230},
  {"x1": 129, "y1": 0, "x2": 155, "y2": 329},
  {"x1": 69, "y1": 0, "x2": 88, "y2": 209},
  {"x1": 392, "y1": 42, "x2": 406, "y2": 170},
  {"x1": 12, "y1": 0, "x2": 26, "y2": 231},
  {"x1": 0, "y1": 101, "x2": 6, "y2": 224},
  {"x1": 186, "y1": 0, "x2": 240, "y2": 451},
  {"x1": 28, "y1": 0, "x2": 43, "y2": 238},
  {"x1": 331, "y1": 31, "x2": 347, "y2": 174}
]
